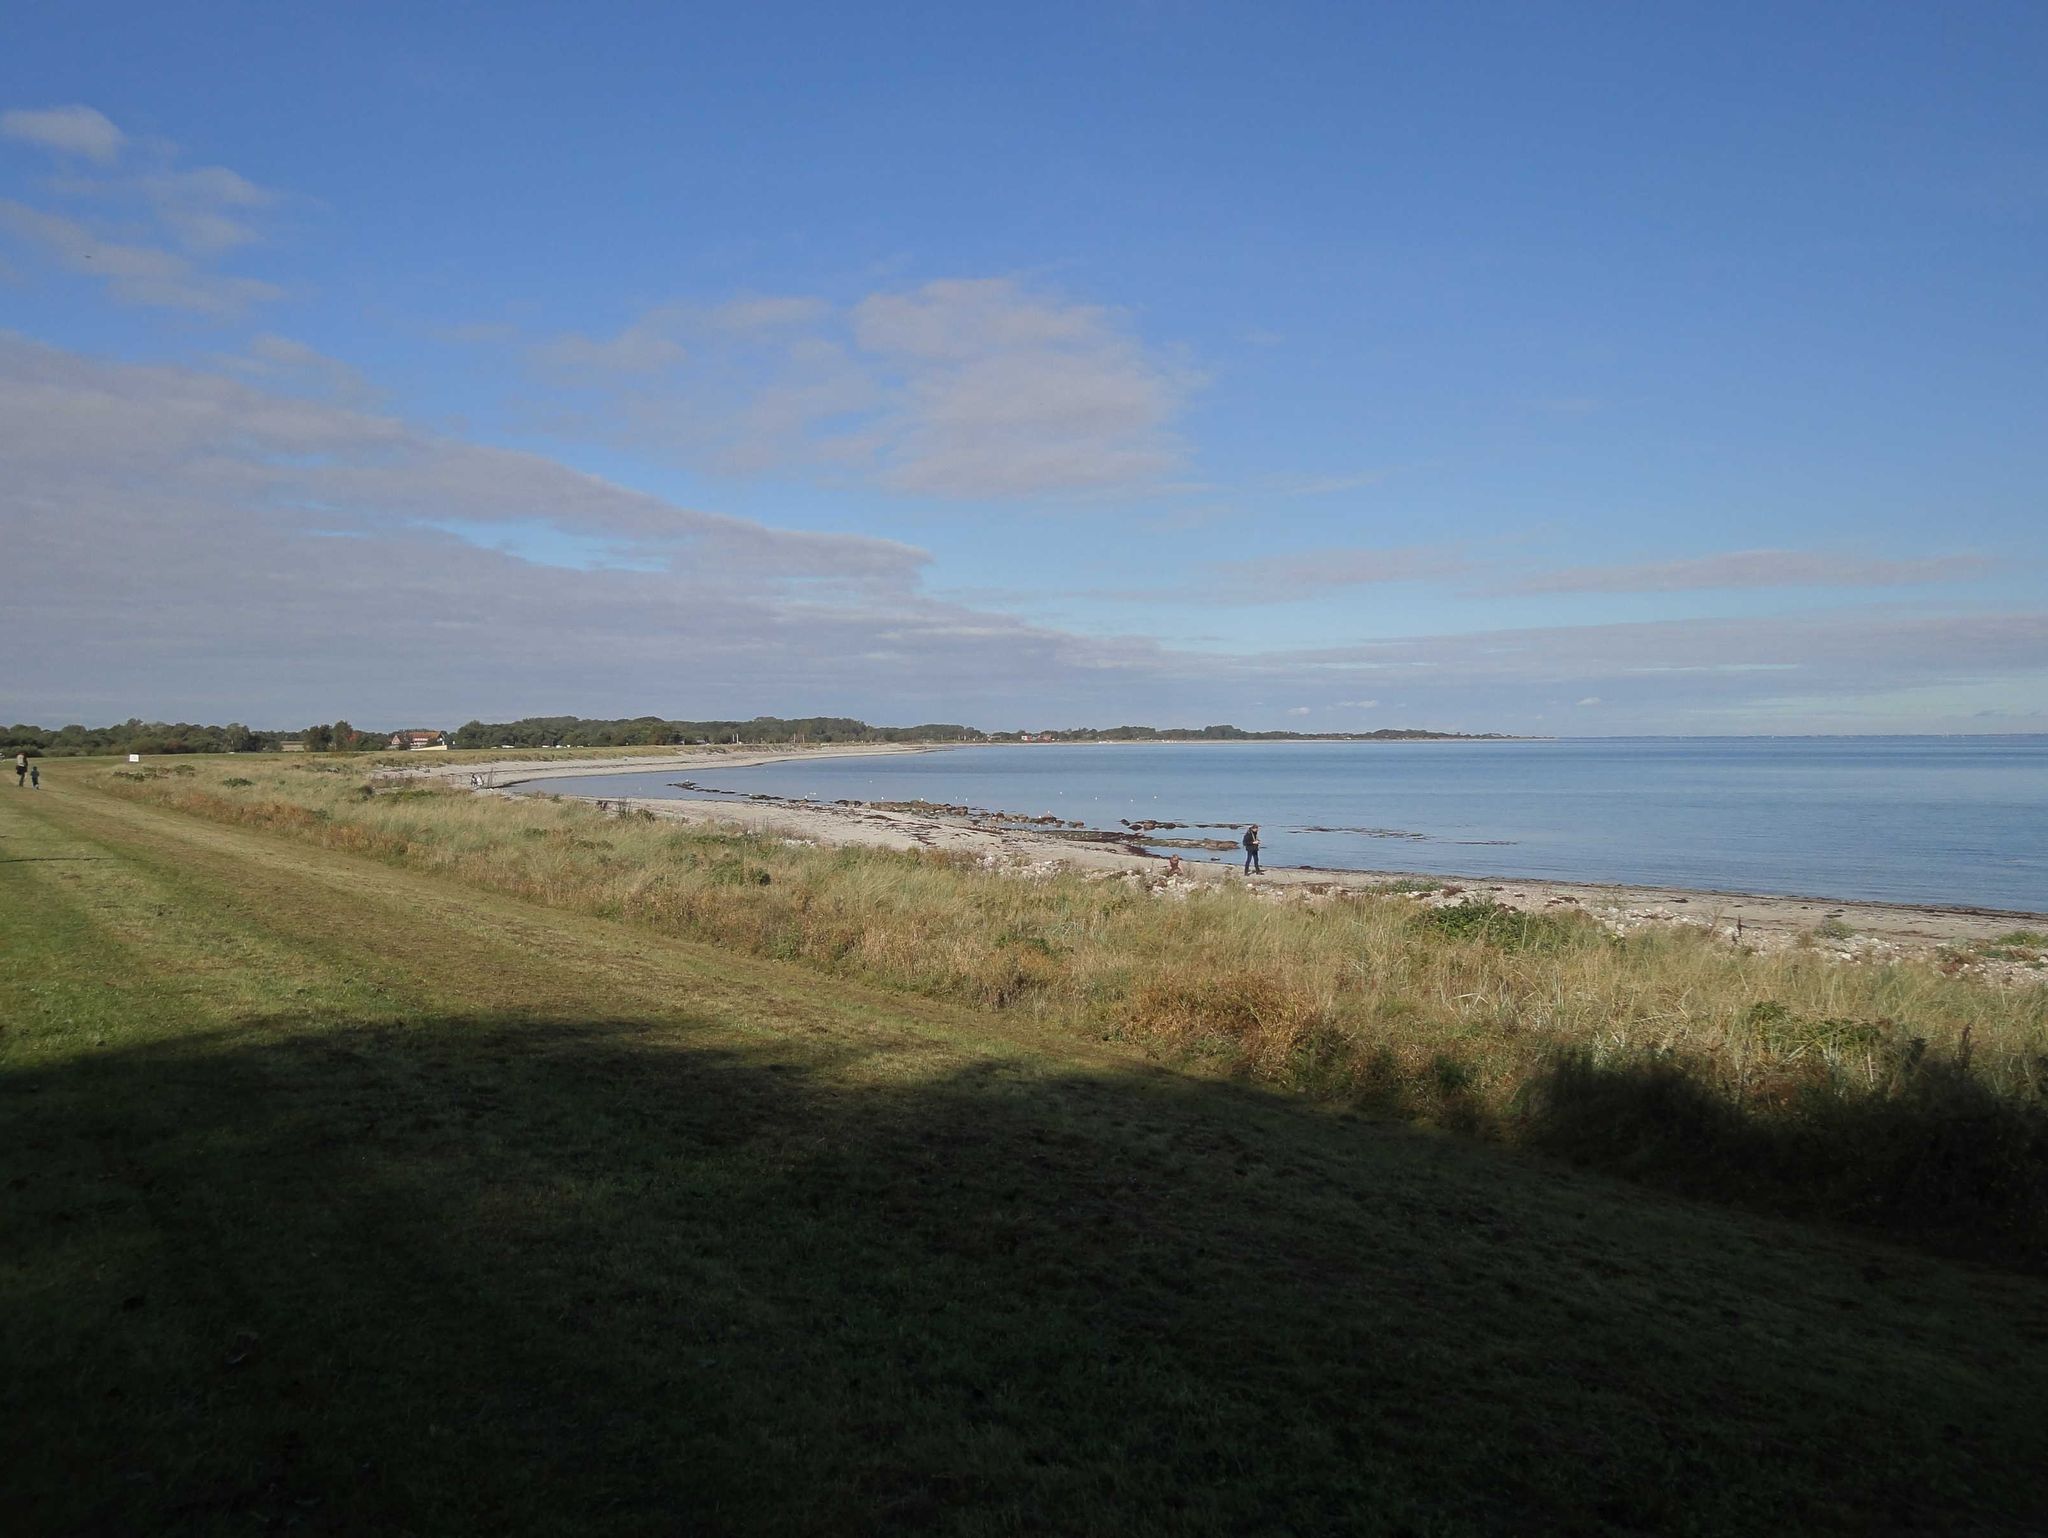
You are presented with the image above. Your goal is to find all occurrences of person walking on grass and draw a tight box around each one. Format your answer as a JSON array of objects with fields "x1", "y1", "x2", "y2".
[
  {"x1": 14, "y1": 752, "x2": 26, "y2": 788},
  {"x1": 29, "y1": 763, "x2": 39, "y2": 789},
  {"x1": 1242, "y1": 823, "x2": 1261, "y2": 875}
]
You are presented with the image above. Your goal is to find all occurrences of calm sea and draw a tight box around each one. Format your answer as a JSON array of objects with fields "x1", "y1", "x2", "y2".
[{"x1": 525, "y1": 737, "x2": 2048, "y2": 912}]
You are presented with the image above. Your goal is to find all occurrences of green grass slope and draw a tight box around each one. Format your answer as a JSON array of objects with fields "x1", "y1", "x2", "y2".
[
  {"x1": 98, "y1": 754, "x2": 2048, "y2": 1270},
  {"x1": 4, "y1": 782, "x2": 2047, "y2": 1535}
]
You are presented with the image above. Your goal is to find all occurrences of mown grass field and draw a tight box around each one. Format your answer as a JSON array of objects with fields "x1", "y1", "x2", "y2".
[{"x1": 6, "y1": 767, "x2": 2048, "y2": 1535}]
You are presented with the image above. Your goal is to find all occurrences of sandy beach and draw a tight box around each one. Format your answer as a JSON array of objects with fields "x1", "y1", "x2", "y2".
[{"x1": 387, "y1": 744, "x2": 2047, "y2": 979}]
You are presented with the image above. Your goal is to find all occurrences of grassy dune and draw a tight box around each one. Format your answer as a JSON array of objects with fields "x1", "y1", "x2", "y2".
[
  {"x1": 8, "y1": 765, "x2": 2048, "y2": 1535},
  {"x1": 97, "y1": 755, "x2": 2048, "y2": 1269}
]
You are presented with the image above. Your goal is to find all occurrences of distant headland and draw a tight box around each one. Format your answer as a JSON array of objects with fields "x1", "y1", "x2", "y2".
[
  {"x1": 447, "y1": 716, "x2": 1515, "y2": 748},
  {"x1": 4, "y1": 715, "x2": 1514, "y2": 757}
]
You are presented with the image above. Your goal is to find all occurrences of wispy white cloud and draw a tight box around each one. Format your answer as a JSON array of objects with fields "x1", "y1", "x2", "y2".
[
  {"x1": 1, "y1": 332, "x2": 1221, "y2": 724},
  {"x1": 535, "y1": 295, "x2": 834, "y2": 378},
  {"x1": 1265, "y1": 470, "x2": 1392, "y2": 497},
  {"x1": 0, "y1": 199, "x2": 281, "y2": 314},
  {"x1": 213, "y1": 333, "x2": 381, "y2": 408},
  {"x1": 1501, "y1": 548, "x2": 1992, "y2": 595},
  {"x1": 139, "y1": 164, "x2": 276, "y2": 254},
  {"x1": 0, "y1": 104, "x2": 283, "y2": 314},
  {"x1": 705, "y1": 294, "x2": 831, "y2": 332},
  {"x1": 855, "y1": 279, "x2": 1194, "y2": 497},
  {"x1": 522, "y1": 277, "x2": 1196, "y2": 499},
  {"x1": 1261, "y1": 610, "x2": 2048, "y2": 701},
  {"x1": 1075, "y1": 543, "x2": 1474, "y2": 608},
  {"x1": 537, "y1": 316, "x2": 688, "y2": 375},
  {"x1": 1232, "y1": 544, "x2": 1469, "y2": 593},
  {"x1": 1, "y1": 104, "x2": 125, "y2": 163}
]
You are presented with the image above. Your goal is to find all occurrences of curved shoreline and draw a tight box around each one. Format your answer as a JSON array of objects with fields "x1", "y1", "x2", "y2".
[
  {"x1": 437, "y1": 742, "x2": 957, "y2": 789},
  {"x1": 384, "y1": 744, "x2": 2046, "y2": 975}
]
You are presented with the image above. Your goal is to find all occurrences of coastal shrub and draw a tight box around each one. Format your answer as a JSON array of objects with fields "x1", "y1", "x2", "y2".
[
  {"x1": 1735, "y1": 1002, "x2": 1919, "y2": 1079},
  {"x1": 1125, "y1": 969, "x2": 1336, "y2": 1079},
  {"x1": 1414, "y1": 898, "x2": 1594, "y2": 953},
  {"x1": 707, "y1": 857, "x2": 772, "y2": 887},
  {"x1": 1981, "y1": 931, "x2": 2048, "y2": 963},
  {"x1": 1430, "y1": 1052, "x2": 1476, "y2": 1095}
]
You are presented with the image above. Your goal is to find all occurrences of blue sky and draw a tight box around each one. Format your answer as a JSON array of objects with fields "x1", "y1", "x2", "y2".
[{"x1": 3, "y1": 1, "x2": 2043, "y2": 731}]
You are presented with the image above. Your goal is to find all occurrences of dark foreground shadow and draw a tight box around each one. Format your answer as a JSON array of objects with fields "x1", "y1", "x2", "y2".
[
  {"x1": 6, "y1": 1015, "x2": 2047, "y2": 1537},
  {"x1": 1512, "y1": 1047, "x2": 2048, "y2": 1272}
]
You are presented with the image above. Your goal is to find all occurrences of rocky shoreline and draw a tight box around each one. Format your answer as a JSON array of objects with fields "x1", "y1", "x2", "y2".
[{"x1": 383, "y1": 745, "x2": 2048, "y2": 986}]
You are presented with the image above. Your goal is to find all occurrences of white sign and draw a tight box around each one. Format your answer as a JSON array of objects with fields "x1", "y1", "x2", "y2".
[{"x1": 128, "y1": 753, "x2": 141, "y2": 763}]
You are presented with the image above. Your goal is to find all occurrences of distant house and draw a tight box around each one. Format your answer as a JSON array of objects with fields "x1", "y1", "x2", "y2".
[
  {"x1": 387, "y1": 730, "x2": 448, "y2": 751},
  {"x1": 280, "y1": 739, "x2": 308, "y2": 753}
]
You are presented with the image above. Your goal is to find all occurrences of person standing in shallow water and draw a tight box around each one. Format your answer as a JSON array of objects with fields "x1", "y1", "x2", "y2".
[{"x1": 1242, "y1": 823, "x2": 1261, "y2": 874}]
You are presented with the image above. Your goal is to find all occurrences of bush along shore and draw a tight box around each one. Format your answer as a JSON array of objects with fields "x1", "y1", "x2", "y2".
[{"x1": 106, "y1": 756, "x2": 2048, "y2": 1271}]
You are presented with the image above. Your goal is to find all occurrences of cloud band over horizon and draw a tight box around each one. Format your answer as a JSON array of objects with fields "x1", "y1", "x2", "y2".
[{"x1": 5, "y1": 331, "x2": 2042, "y2": 734}]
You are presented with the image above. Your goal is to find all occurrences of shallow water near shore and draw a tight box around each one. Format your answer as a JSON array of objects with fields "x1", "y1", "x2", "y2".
[{"x1": 527, "y1": 736, "x2": 2048, "y2": 912}]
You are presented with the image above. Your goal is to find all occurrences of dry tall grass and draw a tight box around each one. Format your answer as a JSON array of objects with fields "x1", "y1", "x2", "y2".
[{"x1": 111, "y1": 760, "x2": 2048, "y2": 1264}]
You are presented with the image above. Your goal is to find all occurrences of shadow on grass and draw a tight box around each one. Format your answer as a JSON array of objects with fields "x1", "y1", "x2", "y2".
[
  {"x1": 1515, "y1": 1048, "x2": 2048, "y2": 1272},
  {"x1": 7, "y1": 1015, "x2": 2048, "y2": 1536}
]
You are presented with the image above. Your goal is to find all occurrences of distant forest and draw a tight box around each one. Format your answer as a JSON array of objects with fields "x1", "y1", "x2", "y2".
[
  {"x1": 3, "y1": 719, "x2": 382, "y2": 757},
  {"x1": 3, "y1": 714, "x2": 1506, "y2": 756}
]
